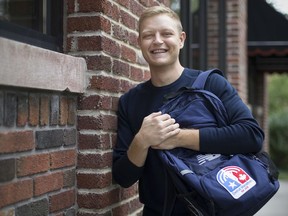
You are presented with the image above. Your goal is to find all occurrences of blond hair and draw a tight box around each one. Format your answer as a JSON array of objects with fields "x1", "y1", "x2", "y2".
[{"x1": 138, "y1": 6, "x2": 183, "y2": 34}]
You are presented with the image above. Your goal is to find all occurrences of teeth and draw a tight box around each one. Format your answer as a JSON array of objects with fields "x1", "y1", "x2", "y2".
[{"x1": 152, "y1": 49, "x2": 166, "y2": 53}]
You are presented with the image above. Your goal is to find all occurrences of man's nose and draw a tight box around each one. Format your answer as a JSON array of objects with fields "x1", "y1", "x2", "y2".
[{"x1": 153, "y1": 33, "x2": 163, "y2": 44}]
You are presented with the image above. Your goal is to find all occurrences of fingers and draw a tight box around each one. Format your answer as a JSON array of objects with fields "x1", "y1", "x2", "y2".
[
  {"x1": 145, "y1": 112, "x2": 175, "y2": 128},
  {"x1": 140, "y1": 112, "x2": 179, "y2": 148},
  {"x1": 152, "y1": 113, "x2": 179, "y2": 139},
  {"x1": 149, "y1": 111, "x2": 162, "y2": 118},
  {"x1": 163, "y1": 116, "x2": 177, "y2": 128}
]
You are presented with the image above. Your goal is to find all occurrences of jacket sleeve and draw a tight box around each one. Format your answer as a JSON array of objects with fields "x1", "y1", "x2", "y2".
[
  {"x1": 112, "y1": 95, "x2": 144, "y2": 188},
  {"x1": 199, "y1": 73, "x2": 264, "y2": 154}
]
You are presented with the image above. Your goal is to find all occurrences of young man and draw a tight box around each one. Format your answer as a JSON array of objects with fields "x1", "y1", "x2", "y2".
[{"x1": 112, "y1": 6, "x2": 264, "y2": 215}]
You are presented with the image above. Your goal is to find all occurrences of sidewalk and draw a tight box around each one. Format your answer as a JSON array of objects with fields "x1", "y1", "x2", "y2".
[{"x1": 255, "y1": 180, "x2": 288, "y2": 216}]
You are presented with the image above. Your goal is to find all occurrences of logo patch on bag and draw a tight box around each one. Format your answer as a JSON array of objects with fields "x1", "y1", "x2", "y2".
[
  {"x1": 197, "y1": 154, "x2": 221, "y2": 165},
  {"x1": 216, "y1": 166, "x2": 256, "y2": 199}
]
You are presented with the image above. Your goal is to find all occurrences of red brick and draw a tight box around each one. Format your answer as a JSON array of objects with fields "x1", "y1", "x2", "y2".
[
  {"x1": 77, "y1": 188, "x2": 119, "y2": 209},
  {"x1": 77, "y1": 172, "x2": 111, "y2": 189},
  {"x1": 116, "y1": 0, "x2": 130, "y2": 9},
  {"x1": 112, "y1": 25, "x2": 129, "y2": 43},
  {"x1": 78, "y1": 95, "x2": 112, "y2": 111},
  {"x1": 101, "y1": 36, "x2": 121, "y2": 57},
  {"x1": 112, "y1": 96, "x2": 119, "y2": 112},
  {"x1": 78, "y1": 0, "x2": 105, "y2": 13},
  {"x1": 78, "y1": 0, "x2": 121, "y2": 22},
  {"x1": 129, "y1": 31, "x2": 139, "y2": 48},
  {"x1": 77, "y1": 152, "x2": 112, "y2": 169},
  {"x1": 40, "y1": 95, "x2": 50, "y2": 126},
  {"x1": 89, "y1": 75, "x2": 121, "y2": 92},
  {"x1": 131, "y1": 66, "x2": 144, "y2": 81},
  {"x1": 66, "y1": 0, "x2": 75, "y2": 14},
  {"x1": 112, "y1": 198, "x2": 143, "y2": 216},
  {"x1": 112, "y1": 59, "x2": 130, "y2": 77},
  {"x1": 78, "y1": 133, "x2": 111, "y2": 150},
  {"x1": 50, "y1": 149, "x2": 76, "y2": 169},
  {"x1": 130, "y1": 0, "x2": 145, "y2": 17},
  {"x1": 112, "y1": 202, "x2": 130, "y2": 216},
  {"x1": 65, "y1": 36, "x2": 73, "y2": 52},
  {"x1": 85, "y1": 55, "x2": 112, "y2": 71},
  {"x1": 139, "y1": 0, "x2": 155, "y2": 7},
  {"x1": 119, "y1": 9, "x2": 137, "y2": 29},
  {"x1": 34, "y1": 172, "x2": 64, "y2": 196},
  {"x1": 0, "y1": 131, "x2": 34, "y2": 154},
  {"x1": 78, "y1": 36, "x2": 102, "y2": 51},
  {"x1": 49, "y1": 189, "x2": 75, "y2": 213},
  {"x1": 79, "y1": 35, "x2": 121, "y2": 57},
  {"x1": 111, "y1": 132, "x2": 117, "y2": 149},
  {"x1": 17, "y1": 153, "x2": 50, "y2": 177},
  {"x1": 120, "y1": 184, "x2": 139, "y2": 200},
  {"x1": 77, "y1": 114, "x2": 117, "y2": 131},
  {"x1": 29, "y1": 94, "x2": 39, "y2": 126},
  {"x1": 0, "y1": 179, "x2": 33, "y2": 208},
  {"x1": 120, "y1": 79, "x2": 135, "y2": 93},
  {"x1": 130, "y1": 198, "x2": 144, "y2": 212},
  {"x1": 121, "y1": 45, "x2": 137, "y2": 63},
  {"x1": 144, "y1": 69, "x2": 151, "y2": 80},
  {"x1": 17, "y1": 94, "x2": 28, "y2": 127},
  {"x1": 67, "y1": 16, "x2": 110, "y2": 33},
  {"x1": 67, "y1": 98, "x2": 76, "y2": 126},
  {"x1": 59, "y1": 96, "x2": 68, "y2": 126}
]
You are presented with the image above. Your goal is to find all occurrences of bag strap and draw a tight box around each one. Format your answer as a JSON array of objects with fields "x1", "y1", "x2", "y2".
[
  {"x1": 192, "y1": 69, "x2": 224, "y2": 89},
  {"x1": 162, "y1": 68, "x2": 225, "y2": 216}
]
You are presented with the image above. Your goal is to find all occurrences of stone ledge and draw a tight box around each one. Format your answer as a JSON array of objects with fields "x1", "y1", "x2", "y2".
[{"x1": 0, "y1": 37, "x2": 86, "y2": 93}]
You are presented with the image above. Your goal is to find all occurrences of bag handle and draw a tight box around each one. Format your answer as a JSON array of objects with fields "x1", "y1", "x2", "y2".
[{"x1": 192, "y1": 69, "x2": 224, "y2": 89}]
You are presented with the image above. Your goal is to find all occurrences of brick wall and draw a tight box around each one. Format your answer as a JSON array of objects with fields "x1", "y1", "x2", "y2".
[
  {"x1": 0, "y1": 88, "x2": 78, "y2": 215},
  {"x1": 65, "y1": 0, "x2": 169, "y2": 215},
  {"x1": 226, "y1": 0, "x2": 247, "y2": 102},
  {"x1": 208, "y1": 0, "x2": 248, "y2": 102}
]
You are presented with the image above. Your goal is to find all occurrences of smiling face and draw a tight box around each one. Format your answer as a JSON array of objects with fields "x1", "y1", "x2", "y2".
[{"x1": 138, "y1": 13, "x2": 186, "y2": 69}]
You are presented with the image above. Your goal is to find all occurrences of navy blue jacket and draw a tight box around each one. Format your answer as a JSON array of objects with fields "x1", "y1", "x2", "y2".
[{"x1": 112, "y1": 68, "x2": 264, "y2": 215}]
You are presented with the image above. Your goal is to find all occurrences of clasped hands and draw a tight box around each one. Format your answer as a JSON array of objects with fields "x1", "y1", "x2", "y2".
[{"x1": 136, "y1": 111, "x2": 181, "y2": 150}]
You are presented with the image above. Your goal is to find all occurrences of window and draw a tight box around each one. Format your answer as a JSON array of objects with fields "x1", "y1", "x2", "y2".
[
  {"x1": 171, "y1": 0, "x2": 207, "y2": 69},
  {"x1": 0, "y1": 0, "x2": 63, "y2": 52}
]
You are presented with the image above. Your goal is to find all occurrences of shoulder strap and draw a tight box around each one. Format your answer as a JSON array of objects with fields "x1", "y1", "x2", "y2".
[{"x1": 192, "y1": 69, "x2": 224, "y2": 89}]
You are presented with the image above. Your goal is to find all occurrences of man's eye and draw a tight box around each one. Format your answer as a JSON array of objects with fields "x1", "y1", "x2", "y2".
[
  {"x1": 163, "y1": 32, "x2": 173, "y2": 36},
  {"x1": 143, "y1": 34, "x2": 153, "y2": 39}
]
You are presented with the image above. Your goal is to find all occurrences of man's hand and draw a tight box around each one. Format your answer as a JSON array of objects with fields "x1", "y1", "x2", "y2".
[
  {"x1": 127, "y1": 111, "x2": 180, "y2": 167},
  {"x1": 152, "y1": 128, "x2": 200, "y2": 151},
  {"x1": 136, "y1": 111, "x2": 180, "y2": 149}
]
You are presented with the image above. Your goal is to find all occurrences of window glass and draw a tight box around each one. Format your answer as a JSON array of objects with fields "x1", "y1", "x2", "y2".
[
  {"x1": 0, "y1": 0, "x2": 63, "y2": 52},
  {"x1": 170, "y1": 0, "x2": 205, "y2": 69},
  {"x1": 0, "y1": 0, "x2": 43, "y2": 32}
]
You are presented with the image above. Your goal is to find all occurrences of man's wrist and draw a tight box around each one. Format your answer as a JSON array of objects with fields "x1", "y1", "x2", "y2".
[{"x1": 178, "y1": 129, "x2": 200, "y2": 151}]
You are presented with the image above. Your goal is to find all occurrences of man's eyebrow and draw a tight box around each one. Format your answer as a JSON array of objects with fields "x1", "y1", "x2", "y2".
[{"x1": 142, "y1": 28, "x2": 175, "y2": 33}]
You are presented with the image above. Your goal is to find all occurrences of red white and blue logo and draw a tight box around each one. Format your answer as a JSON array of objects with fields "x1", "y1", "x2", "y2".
[{"x1": 216, "y1": 166, "x2": 256, "y2": 199}]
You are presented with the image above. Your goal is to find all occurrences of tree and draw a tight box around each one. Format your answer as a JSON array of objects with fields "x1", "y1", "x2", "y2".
[{"x1": 268, "y1": 74, "x2": 288, "y2": 170}]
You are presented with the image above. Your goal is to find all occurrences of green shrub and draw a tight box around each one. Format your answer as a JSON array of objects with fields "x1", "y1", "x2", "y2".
[{"x1": 269, "y1": 110, "x2": 288, "y2": 170}]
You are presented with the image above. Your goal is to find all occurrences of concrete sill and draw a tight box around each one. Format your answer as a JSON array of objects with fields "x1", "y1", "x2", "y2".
[{"x1": 0, "y1": 37, "x2": 86, "y2": 93}]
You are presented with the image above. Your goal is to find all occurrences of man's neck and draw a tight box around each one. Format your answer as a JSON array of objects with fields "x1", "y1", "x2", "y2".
[{"x1": 150, "y1": 64, "x2": 184, "y2": 87}]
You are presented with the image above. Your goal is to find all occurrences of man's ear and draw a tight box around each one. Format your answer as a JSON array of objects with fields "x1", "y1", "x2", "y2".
[{"x1": 180, "y1": 31, "x2": 186, "y2": 48}]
